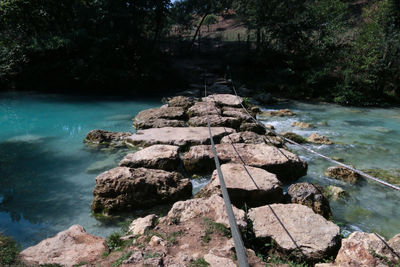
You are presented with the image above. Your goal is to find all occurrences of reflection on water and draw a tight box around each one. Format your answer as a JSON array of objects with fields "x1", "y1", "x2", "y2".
[
  {"x1": 262, "y1": 101, "x2": 400, "y2": 239},
  {"x1": 0, "y1": 92, "x2": 160, "y2": 247}
]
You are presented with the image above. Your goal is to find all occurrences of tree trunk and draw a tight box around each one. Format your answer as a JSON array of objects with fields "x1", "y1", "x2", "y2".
[{"x1": 191, "y1": 13, "x2": 209, "y2": 50}]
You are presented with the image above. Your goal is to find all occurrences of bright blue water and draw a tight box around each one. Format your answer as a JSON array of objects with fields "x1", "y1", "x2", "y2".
[
  {"x1": 1, "y1": 93, "x2": 399, "y2": 249},
  {"x1": 260, "y1": 101, "x2": 400, "y2": 239},
  {"x1": 0, "y1": 92, "x2": 160, "y2": 248}
]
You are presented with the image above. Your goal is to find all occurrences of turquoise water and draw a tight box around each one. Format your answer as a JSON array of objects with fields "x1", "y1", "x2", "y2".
[
  {"x1": 0, "y1": 92, "x2": 160, "y2": 247},
  {"x1": 260, "y1": 101, "x2": 400, "y2": 239},
  {"x1": 1, "y1": 93, "x2": 399, "y2": 249}
]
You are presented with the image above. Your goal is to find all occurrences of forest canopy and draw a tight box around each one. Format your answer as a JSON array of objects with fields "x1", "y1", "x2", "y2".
[{"x1": 0, "y1": 0, "x2": 399, "y2": 105}]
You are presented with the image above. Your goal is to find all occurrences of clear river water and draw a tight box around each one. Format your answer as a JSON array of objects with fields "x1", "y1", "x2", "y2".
[{"x1": 0, "y1": 92, "x2": 399, "y2": 248}]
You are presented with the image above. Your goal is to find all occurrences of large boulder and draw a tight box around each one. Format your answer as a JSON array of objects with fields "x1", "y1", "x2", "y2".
[
  {"x1": 84, "y1": 129, "x2": 131, "y2": 147},
  {"x1": 248, "y1": 204, "x2": 341, "y2": 262},
  {"x1": 125, "y1": 127, "x2": 235, "y2": 150},
  {"x1": 20, "y1": 225, "x2": 108, "y2": 267},
  {"x1": 91, "y1": 167, "x2": 192, "y2": 214},
  {"x1": 316, "y1": 232, "x2": 400, "y2": 267},
  {"x1": 188, "y1": 115, "x2": 241, "y2": 129},
  {"x1": 325, "y1": 166, "x2": 363, "y2": 183},
  {"x1": 308, "y1": 133, "x2": 333, "y2": 145},
  {"x1": 187, "y1": 101, "x2": 221, "y2": 118},
  {"x1": 239, "y1": 122, "x2": 266, "y2": 135},
  {"x1": 133, "y1": 107, "x2": 186, "y2": 129},
  {"x1": 196, "y1": 163, "x2": 283, "y2": 207},
  {"x1": 202, "y1": 94, "x2": 243, "y2": 108},
  {"x1": 119, "y1": 145, "x2": 180, "y2": 171},
  {"x1": 286, "y1": 183, "x2": 332, "y2": 219},
  {"x1": 220, "y1": 131, "x2": 266, "y2": 144},
  {"x1": 167, "y1": 96, "x2": 194, "y2": 110},
  {"x1": 183, "y1": 143, "x2": 307, "y2": 183},
  {"x1": 160, "y1": 194, "x2": 247, "y2": 229}
]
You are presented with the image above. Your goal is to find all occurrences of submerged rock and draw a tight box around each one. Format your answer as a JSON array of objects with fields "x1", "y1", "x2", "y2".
[
  {"x1": 20, "y1": 225, "x2": 107, "y2": 267},
  {"x1": 292, "y1": 121, "x2": 314, "y2": 129},
  {"x1": 248, "y1": 204, "x2": 341, "y2": 262},
  {"x1": 196, "y1": 163, "x2": 283, "y2": 207},
  {"x1": 324, "y1": 185, "x2": 347, "y2": 201},
  {"x1": 259, "y1": 109, "x2": 295, "y2": 117},
  {"x1": 308, "y1": 133, "x2": 333, "y2": 145},
  {"x1": 125, "y1": 127, "x2": 235, "y2": 149},
  {"x1": 316, "y1": 232, "x2": 400, "y2": 267},
  {"x1": 281, "y1": 132, "x2": 308, "y2": 144},
  {"x1": 325, "y1": 166, "x2": 363, "y2": 183},
  {"x1": 286, "y1": 182, "x2": 332, "y2": 219},
  {"x1": 91, "y1": 167, "x2": 192, "y2": 214},
  {"x1": 183, "y1": 143, "x2": 307, "y2": 184},
  {"x1": 84, "y1": 129, "x2": 131, "y2": 147},
  {"x1": 119, "y1": 145, "x2": 180, "y2": 171}
]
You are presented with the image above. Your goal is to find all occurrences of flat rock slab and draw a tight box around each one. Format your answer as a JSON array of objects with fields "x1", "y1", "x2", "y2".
[
  {"x1": 220, "y1": 131, "x2": 266, "y2": 144},
  {"x1": 84, "y1": 129, "x2": 131, "y2": 147},
  {"x1": 197, "y1": 163, "x2": 283, "y2": 207},
  {"x1": 183, "y1": 143, "x2": 307, "y2": 183},
  {"x1": 91, "y1": 167, "x2": 192, "y2": 214},
  {"x1": 134, "y1": 107, "x2": 186, "y2": 129},
  {"x1": 187, "y1": 101, "x2": 221, "y2": 117},
  {"x1": 202, "y1": 94, "x2": 243, "y2": 107},
  {"x1": 20, "y1": 225, "x2": 107, "y2": 267},
  {"x1": 119, "y1": 145, "x2": 180, "y2": 171},
  {"x1": 248, "y1": 204, "x2": 341, "y2": 261},
  {"x1": 167, "y1": 96, "x2": 194, "y2": 109},
  {"x1": 135, "y1": 118, "x2": 186, "y2": 130},
  {"x1": 188, "y1": 115, "x2": 241, "y2": 129},
  {"x1": 125, "y1": 127, "x2": 235, "y2": 149},
  {"x1": 160, "y1": 194, "x2": 247, "y2": 229}
]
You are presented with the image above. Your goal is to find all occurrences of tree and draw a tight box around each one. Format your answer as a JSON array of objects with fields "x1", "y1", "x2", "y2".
[{"x1": 203, "y1": 14, "x2": 218, "y2": 32}]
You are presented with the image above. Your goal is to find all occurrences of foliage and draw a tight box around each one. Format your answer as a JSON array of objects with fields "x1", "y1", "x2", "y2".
[
  {"x1": 112, "y1": 251, "x2": 133, "y2": 267},
  {"x1": 0, "y1": 234, "x2": 21, "y2": 266},
  {"x1": 106, "y1": 231, "x2": 129, "y2": 252},
  {"x1": 201, "y1": 217, "x2": 231, "y2": 243},
  {"x1": 189, "y1": 257, "x2": 210, "y2": 267}
]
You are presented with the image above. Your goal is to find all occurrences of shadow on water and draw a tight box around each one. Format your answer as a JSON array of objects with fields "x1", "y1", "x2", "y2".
[{"x1": 0, "y1": 139, "x2": 85, "y2": 223}]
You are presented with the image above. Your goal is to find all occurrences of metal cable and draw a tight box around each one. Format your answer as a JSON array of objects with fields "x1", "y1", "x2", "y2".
[
  {"x1": 227, "y1": 66, "x2": 400, "y2": 191},
  {"x1": 204, "y1": 77, "x2": 250, "y2": 267}
]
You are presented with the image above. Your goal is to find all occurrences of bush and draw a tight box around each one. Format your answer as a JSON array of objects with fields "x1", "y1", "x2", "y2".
[{"x1": 0, "y1": 234, "x2": 20, "y2": 266}]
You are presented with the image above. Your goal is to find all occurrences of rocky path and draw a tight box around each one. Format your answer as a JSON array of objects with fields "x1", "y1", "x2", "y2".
[{"x1": 19, "y1": 75, "x2": 400, "y2": 266}]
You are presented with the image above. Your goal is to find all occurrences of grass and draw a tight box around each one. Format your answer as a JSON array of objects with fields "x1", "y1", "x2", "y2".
[
  {"x1": 0, "y1": 234, "x2": 21, "y2": 266},
  {"x1": 202, "y1": 217, "x2": 231, "y2": 244},
  {"x1": 189, "y1": 257, "x2": 210, "y2": 267},
  {"x1": 112, "y1": 251, "x2": 133, "y2": 267}
]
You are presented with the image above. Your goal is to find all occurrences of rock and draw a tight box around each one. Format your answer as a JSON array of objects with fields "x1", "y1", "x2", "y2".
[
  {"x1": 265, "y1": 124, "x2": 275, "y2": 130},
  {"x1": 160, "y1": 194, "x2": 247, "y2": 229},
  {"x1": 308, "y1": 133, "x2": 333, "y2": 145},
  {"x1": 254, "y1": 92, "x2": 274, "y2": 104},
  {"x1": 292, "y1": 121, "x2": 314, "y2": 129},
  {"x1": 125, "y1": 127, "x2": 235, "y2": 150},
  {"x1": 167, "y1": 96, "x2": 194, "y2": 109},
  {"x1": 208, "y1": 84, "x2": 232, "y2": 94},
  {"x1": 222, "y1": 109, "x2": 252, "y2": 122},
  {"x1": 259, "y1": 109, "x2": 295, "y2": 117},
  {"x1": 149, "y1": 236, "x2": 166, "y2": 247},
  {"x1": 325, "y1": 166, "x2": 363, "y2": 183},
  {"x1": 123, "y1": 250, "x2": 144, "y2": 264},
  {"x1": 204, "y1": 253, "x2": 236, "y2": 267},
  {"x1": 196, "y1": 163, "x2": 283, "y2": 207},
  {"x1": 183, "y1": 143, "x2": 307, "y2": 183},
  {"x1": 91, "y1": 167, "x2": 192, "y2": 214},
  {"x1": 19, "y1": 225, "x2": 107, "y2": 267},
  {"x1": 187, "y1": 101, "x2": 221, "y2": 118},
  {"x1": 133, "y1": 106, "x2": 186, "y2": 129},
  {"x1": 84, "y1": 129, "x2": 131, "y2": 147},
  {"x1": 188, "y1": 115, "x2": 241, "y2": 130},
  {"x1": 317, "y1": 232, "x2": 400, "y2": 267},
  {"x1": 239, "y1": 122, "x2": 266, "y2": 135},
  {"x1": 324, "y1": 185, "x2": 347, "y2": 201},
  {"x1": 286, "y1": 183, "x2": 332, "y2": 219},
  {"x1": 128, "y1": 214, "x2": 157, "y2": 236},
  {"x1": 248, "y1": 204, "x2": 341, "y2": 261},
  {"x1": 202, "y1": 94, "x2": 243, "y2": 107},
  {"x1": 220, "y1": 131, "x2": 266, "y2": 144},
  {"x1": 281, "y1": 132, "x2": 308, "y2": 144},
  {"x1": 119, "y1": 145, "x2": 180, "y2": 171}
]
